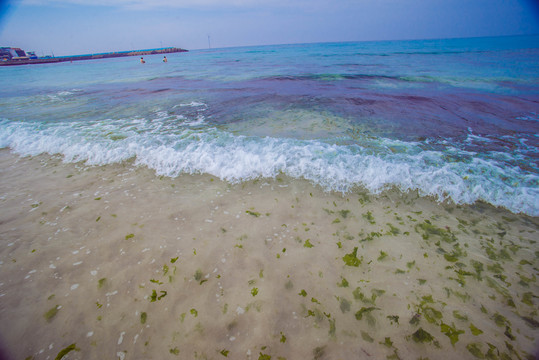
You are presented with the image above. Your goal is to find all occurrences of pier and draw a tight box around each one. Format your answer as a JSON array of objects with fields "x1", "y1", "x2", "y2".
[{"x1": 0, "y1": 47, "x2": 187, "y2": 66}]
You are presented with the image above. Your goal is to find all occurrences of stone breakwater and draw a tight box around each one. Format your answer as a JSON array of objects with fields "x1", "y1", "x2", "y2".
[{"x1": 0, "y1": 47, "x2": 187, "y2": 66}]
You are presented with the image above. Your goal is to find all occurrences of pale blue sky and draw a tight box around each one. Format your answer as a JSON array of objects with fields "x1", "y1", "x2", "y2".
[{"x1": 0, "y1": 0, "x2": 538, "y2": 56}]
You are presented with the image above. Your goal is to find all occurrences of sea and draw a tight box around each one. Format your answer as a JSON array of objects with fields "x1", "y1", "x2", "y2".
[
  {"x1": 1, "y1": 35, "x2": 538, "y2": 216},
  {"x1": 1, "y1": 35, "x2": 539, "y2": 360}
]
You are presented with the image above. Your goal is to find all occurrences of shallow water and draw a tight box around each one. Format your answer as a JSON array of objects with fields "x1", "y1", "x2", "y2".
[{"x1": 0, "y1": 151, "x2": 537, "y2": 359}]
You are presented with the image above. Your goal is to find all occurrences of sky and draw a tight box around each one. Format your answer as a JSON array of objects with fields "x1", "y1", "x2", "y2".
[{"x1": 0, "y1": 0, "x2": 538, "y2": 56}]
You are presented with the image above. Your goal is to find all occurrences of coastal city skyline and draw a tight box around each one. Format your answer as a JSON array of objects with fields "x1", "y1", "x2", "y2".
[{"x1": 0, "y1": 0, "x2": 538, "y2": 56}]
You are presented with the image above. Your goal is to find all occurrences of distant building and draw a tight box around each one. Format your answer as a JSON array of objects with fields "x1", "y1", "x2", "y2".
[
  {"x1": 0, "y1": 47, "x2": 30, "y2": 61},
  {"x1": 0, "y1": 47, "x2": 13, "y2": 61}
]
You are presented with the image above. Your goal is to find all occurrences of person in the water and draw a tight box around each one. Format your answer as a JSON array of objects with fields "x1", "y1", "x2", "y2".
[
  {"x1": 163, "y1": 56, "x2": 167, "y2": 62},
  {"x1": 140, "y1": 57, "x2": 145, "y2": 64}
]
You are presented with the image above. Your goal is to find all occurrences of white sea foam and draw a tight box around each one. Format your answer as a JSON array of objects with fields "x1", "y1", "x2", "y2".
[
  {"x1": 174, "y1": 101, "x2": 207, "y2": 108},
  {"x1": 0, "y1": 118, "x2": 537, "y2": 216}
]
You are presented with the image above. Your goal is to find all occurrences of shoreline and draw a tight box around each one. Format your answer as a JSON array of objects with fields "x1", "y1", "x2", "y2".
[
  {"x1": 0, "y1": 150, "x2": 537, "y2": 359},
  {"x1": 0, "y1": 47, "x2": 188, "y2": 66}
]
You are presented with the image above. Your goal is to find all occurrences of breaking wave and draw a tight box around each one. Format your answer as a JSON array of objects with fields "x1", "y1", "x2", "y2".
[{"x1": 1, "y1": 117, "x2": 537, "y2": 216}]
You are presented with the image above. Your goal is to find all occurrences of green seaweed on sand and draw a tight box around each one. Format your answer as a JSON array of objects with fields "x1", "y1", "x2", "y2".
[
  {"x1": 220, "y1": 349, "x2": 230, "y2": 357},
  {"x1": 492, "y1": 313, "x2": 511, "y2": 327},
  {"x1": 409, "y1": 313, "x2": 421, "y2": 326},
  {"x1": 337, "y1": 277, "x2": 349, "y2": 288},
  {"x1": 355, "y1": 307, "x2": 378, "y2": 321},
  {"x1": 359, "y1": 231, "x2": 382, "y2": 242},
  {"x1": 520, "y1": 315, "x2": 539, "y2": 329},
  {"x1": 149, "y1": 290, "x2": 167, "y2": 302},
  {"x1": 190, "y1": 308, "x2": 198, "y2": 317},
  {"x1": 471, "y1": 260, "x2": 484, "y2": 280},
  {"x1": 125, "y1": 233, "x2": 134, "y2": 240},
  {"x1": 44, "y1": 305, "x2": 60, "y2": 322},
  {"x1": 284, "y1": 280, "x2": 293, "y2": 290},
  {"x1": 451, "y1": 267, "x2": 474, "y2": 287},
  {"x1": 322, "y1": 208, "x2": 334, "y2": 215},
  {"x1": 328, "y1": 318, "x2": 336, "y2": 338},
  {"x1": 339, "y1": 298, "x2": 351, "y2": 313},
  {"x1": 280, "y1": 332, "x2": 287, "y2": 343},
  {"x1": 162, "y1": 264, "x2": 169, "y2": 276},
  {"x1": 466, "y1": 343, "x2": 484, "y2": 358},
  {"x1": 313, "y1": 346, "x2": 326, "y2": 360},
  {"x1": 258, "y1": 353, "x2": 271, "y2": 360},
  {"x1": 377, "y1": 251, "x2": 388, "y2": 261},
  {"x1": 469, "y1": 323, "x2": 483, "y2": 335},
  {"x1": 170, "y1": 347, "x2": 180, "y2": 355},
  {"x1": 54, "y1": 343, "x2": 78, "y2": 360},
  {"x1": 97, "y1": 278, "x2": 106, "y2": 289},
  {"x1": 362, "y1": 211, "x2": 376, "y2": 224},
  {"x1": 386, "y1": 223, "x2": 400, "y2": 235},
  {"x1": 170, "y1": 257, "x2": 179, "y2": 263},
  {"x1": 422, "y1": 307, "x2": 443, "y2": 324},
  {"x1": 485, "y1": 277, "x2": 512, "y2": 304},
  {"x1": 504, "y1": 325, "x2": 515, "y2": 340},
  {"x1": 338, "y1": 209, "x2": 351, "y2": 218},
  {"x1": 416, "y1": 220, "x2": 457, "y2": 243},
  {"x1": 246, "y1": 210, "x2": 261, "y2": 217},
  {"x1": 447, "y1": 288, "x2": 470, "y2": 302},
  {"x1": 381, "y1": 337, "x2": 393, "y2": 347},
  {"x1": 453, "y1": 310, "x2": 468, "y2": 321},
  {"x1": 360, "y1": 330, "x2": 374, "y2": 343},
  {"x1": 140, "y1": 312, "x2": 147, "y2": 324},
  {"x1": 251, "y1": 288, "x2": 259, "y2": 296},
  {"x1": 387, "y1": 315, "x2": 399, "y2": 324},
  {"x1": 521, "y1": 292, "x2": 534, "y2": 306},
  {"x1": 343, "y1": 247, "x2": 361, "y2": 267},
  {"x1": 440, "y1": 322, "x2": 465, "y2": 346},
  {"x1": 298, "y1": 289, "x2": 307, "y2": 297},
  {"x1": 150, "y1": 279, "x2": 163, "y2": 285},
  {"x1": 411, "y1": 328, "x2": 435, "y2": 344},
  {"x1": 357, "y1": 192, "x2": 370, "y2": 205},
  {"x1": 518, "y1": 273, "x2": 536, "y2": 287},
  {"x1": 443, "y1": 244, "x2": 467, "y2": 263},
  {"x1": 485, "y1": 343, "x2": 502, "y2": 359},
  {"x1": 303, "y1": 239, "x2": 314, "y2": 248}
]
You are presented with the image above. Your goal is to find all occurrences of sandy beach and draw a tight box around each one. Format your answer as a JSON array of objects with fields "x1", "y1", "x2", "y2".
[{"x1": 0, "y1": 149, "x2": 537, "y2": 360}]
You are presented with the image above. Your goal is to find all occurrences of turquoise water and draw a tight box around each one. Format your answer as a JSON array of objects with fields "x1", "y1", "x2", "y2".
[{"x1": 0, "y1": 35, "x2": 538, "y2": 215}]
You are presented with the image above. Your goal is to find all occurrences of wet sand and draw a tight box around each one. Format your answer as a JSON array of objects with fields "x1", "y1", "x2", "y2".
[{"x1": 0, "y1": 149, "x2": 537, "y2": 360}]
